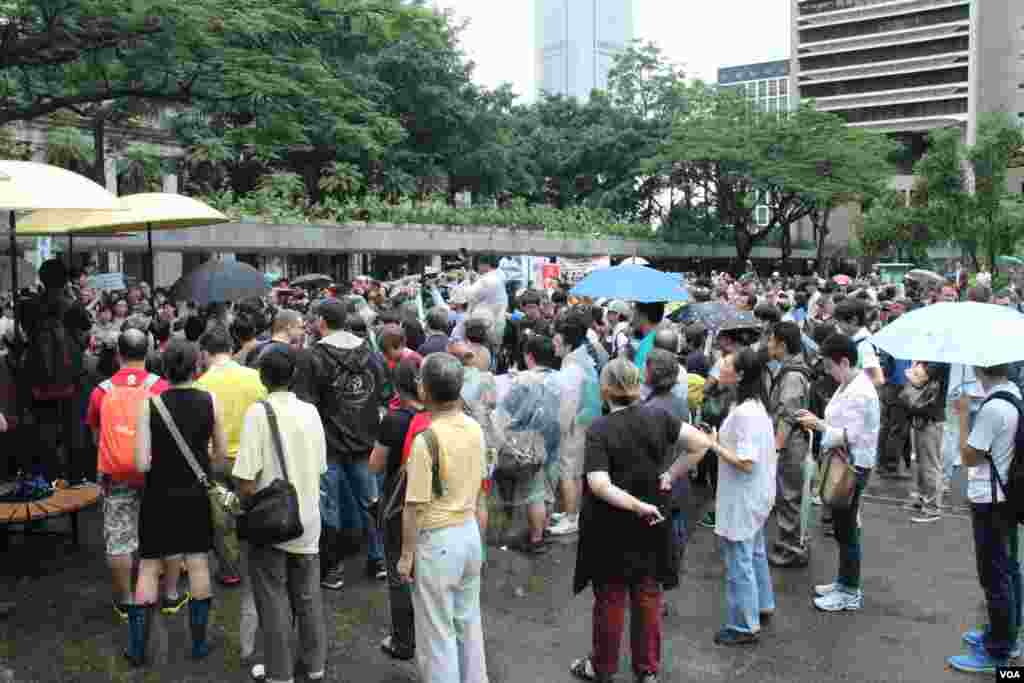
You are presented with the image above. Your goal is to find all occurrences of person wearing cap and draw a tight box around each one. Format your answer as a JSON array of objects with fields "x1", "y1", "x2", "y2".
[
  {"x1": 606, "y1": 300, "x2": 632, "y2": 358},
  {"x1": 570, "y1": 358, "x2": 713, "y2": 683}
]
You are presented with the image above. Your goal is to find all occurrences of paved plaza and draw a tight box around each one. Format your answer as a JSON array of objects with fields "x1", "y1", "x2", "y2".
[{"x1": 0, "y1": 474, "x2": 989, "y2": 683}]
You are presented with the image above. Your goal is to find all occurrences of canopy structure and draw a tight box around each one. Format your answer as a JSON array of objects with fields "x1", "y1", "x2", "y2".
[{"x1": 17, "y1": 193, "x2": 228, "y2": 291}]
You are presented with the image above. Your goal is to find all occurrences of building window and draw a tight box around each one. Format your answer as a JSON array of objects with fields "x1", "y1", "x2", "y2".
[
  {"x1": 768, "y1": 80, "x2": 778, "y2": 96},
  {"x1": 759, "y1": 81, "x2": 768, "y2": 97},
  {"x1": 780, "y1": 79, "x2": 789, "y2": 96}
]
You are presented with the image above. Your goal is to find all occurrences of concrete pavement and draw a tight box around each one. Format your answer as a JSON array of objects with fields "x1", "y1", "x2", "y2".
[{"x1": 0, "y1": 476, "x2": 994, "y2": 682}]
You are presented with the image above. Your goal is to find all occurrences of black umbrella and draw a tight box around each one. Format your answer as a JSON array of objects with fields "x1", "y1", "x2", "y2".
[
  {"x1": 291, "y1": 273, "x2": 333, "y2": 289},
  {"x1": 669, "y1": 302, "x2": 758, "y2": 334},
  {"x1": 173, "y1": 260, "x2": 269, "y2": 305}
]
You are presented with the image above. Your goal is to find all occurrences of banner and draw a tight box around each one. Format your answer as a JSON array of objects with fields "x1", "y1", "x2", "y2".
[
  {"x1": 557, "y1": 256, "x2": 611, "y2": 283},
  {"x1": 87, "y1": 272, "x2": 126, "y2": 292},
  {"x1": 541, "y1": 264, "x2": 561, "y2": 290}
]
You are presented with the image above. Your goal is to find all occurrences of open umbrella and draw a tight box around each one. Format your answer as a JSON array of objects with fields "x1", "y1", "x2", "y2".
[
  {"x1": 669, "y1": 302, "x2": 756, "y2": 334},
  {"x1": 619, "y1": 256, "x2": 650, "y2": 266},
  {"x1": 570, "y1": 265, "x2": 688, "y2": 303},
  {"x1": 16, "y1": 193, "x2": 228, "y2": 291},
  {"x1": 871, "y1": 302, "x2": 1024, "y2": 367},
  {"x1": 997, "y1": 255, "x2": 1024, "y2": 267},
  {"x1": 0, "y1": 161, "x2": 120, "y2": 324},
  {"x1": 905, "y1": 269, "x2": 946, "y2": 287},
  {"x1": 832, "y1": 274, "x2": 851, "y2": 286},
  {"x1": 290, "y1": 273, "x2": 333, "y2": 289},
  {"x1": 173, "y1": 260, "x2": 269, "y2": 305}
]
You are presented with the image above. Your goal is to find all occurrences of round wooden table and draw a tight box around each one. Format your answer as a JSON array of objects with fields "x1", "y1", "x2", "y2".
[{"x1": 0, "y1": 483, "x2": 100, "y2": 550}]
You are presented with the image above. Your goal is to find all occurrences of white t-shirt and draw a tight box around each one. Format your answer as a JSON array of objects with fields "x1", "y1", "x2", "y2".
[
  {"x1": 967, "y1": 382, "x2": 1021, "y2": 504},
  {"x1": 233, "y1": 392, "x2": 328, "y2": 554},
  {"x1": 715, "y1": 400, "x2": 778, "y2": 542},
  {"x1": 853, "y1": 328, "x2": 880, "y2": 372}
]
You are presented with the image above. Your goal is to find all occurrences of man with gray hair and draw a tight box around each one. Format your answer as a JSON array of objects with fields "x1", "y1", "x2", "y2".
[{"x1": 397, "y1": 352, "x2": 488, "y2": 683}]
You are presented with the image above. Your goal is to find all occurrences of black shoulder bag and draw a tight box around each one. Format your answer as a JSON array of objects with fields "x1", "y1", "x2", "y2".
[{"x1": 237, "y1": 400, "x2": 305, "y2": 546}]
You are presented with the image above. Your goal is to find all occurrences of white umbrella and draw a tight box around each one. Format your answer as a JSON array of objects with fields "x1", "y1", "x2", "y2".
[
  {"x1": 620, "y1": 256, "x2": 650, "y2": 266},
  {"x1": 871, "y1": 302, "x2": 1024, "y2": 367}
]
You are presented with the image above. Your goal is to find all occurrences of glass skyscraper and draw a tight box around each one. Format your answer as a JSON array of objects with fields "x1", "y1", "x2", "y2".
[{"x1": 536, "y1": 0, "x2": 634, "y2": 100}]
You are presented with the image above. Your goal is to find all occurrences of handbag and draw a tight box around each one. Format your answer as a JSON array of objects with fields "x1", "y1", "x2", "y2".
[
  {"x1": 817, "y1": 429, "x2": 857, "y2": 509},
  {"x1": 150, "y1": 395, "x2": 241, "y2": 564},
  {"x1": 494, "y1": 430, "x2": 547, "y2": 480},
  {"x1": 236, "y1": 401, "x2": 304, "y2": 546}
]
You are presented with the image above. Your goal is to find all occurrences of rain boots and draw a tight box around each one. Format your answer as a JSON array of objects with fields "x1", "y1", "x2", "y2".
[
  {"x1": 189, "y1": 597, "x2": 212, "y2": 660},
  {"x1": 125, "y1": 604, "x2": 155, "y2": 667}
]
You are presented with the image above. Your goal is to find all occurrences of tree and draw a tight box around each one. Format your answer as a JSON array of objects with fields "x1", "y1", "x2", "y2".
[
  {"x1": 856, "y1": 189, "x2": 934, "y2": 262},
  {"x1": 650, "y1": 89, "x2": 895, "y2": 269},
  {"x1": 969, "y1": 113, "x2": 1024, "y2": 272}
]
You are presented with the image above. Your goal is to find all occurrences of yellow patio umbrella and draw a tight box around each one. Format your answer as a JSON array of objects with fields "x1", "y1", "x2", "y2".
[
  {"x1": 0, "y1": 161, "x2": 120, "y2": 316},
  {"x1": 17, "y1": 192, "x2": 229, "y2": 291}
]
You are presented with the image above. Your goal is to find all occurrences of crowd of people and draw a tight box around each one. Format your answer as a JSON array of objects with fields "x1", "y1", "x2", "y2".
[{"x1": 1, "y1": 254, "x2": 1023, "y2": 681}]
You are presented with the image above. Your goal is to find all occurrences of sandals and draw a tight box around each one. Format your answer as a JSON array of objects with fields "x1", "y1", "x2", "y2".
[{"x1": 380, "y1": 635, "x2": 415, "y2": 661}]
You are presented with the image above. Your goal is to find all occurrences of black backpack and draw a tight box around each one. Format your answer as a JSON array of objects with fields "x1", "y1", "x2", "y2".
[
  {"x1": 981, "y1": 391, "x2": 1024, "y2": 524},
  {"x1": 24, "y1": 308, "x2": 83, "y2": 401}
]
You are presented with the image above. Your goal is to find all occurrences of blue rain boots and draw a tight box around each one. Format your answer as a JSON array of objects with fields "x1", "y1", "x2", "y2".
[
  {"x1": 124, "y1": 604, "x2": 154, "y2": 667},
  {"x1": 189, "y1": 597, "x2": 212, "y2": 660}
]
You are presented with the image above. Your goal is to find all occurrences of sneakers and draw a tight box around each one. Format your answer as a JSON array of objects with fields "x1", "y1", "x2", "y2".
[
  {"x1": 814, "y1": 582, "x2": 839, "y2": 597},
  {"x1": 911, "y1": 507, "x2": 942, "y2": 524},
  {"x1": 713, "y1": 627, "x2": 759, "y2": 646},
  {"x1": 697, "y1": 511, "x2": 716, "y2": 529},
  {"x1": 367, "y1": 559, "x2": 387, "y2": 581},
  {"x1": 113, "y1": 601, "x2": 130, "y2": 622},
  {"x1": 811, "y1": 495, "x2": 823, "y2": 506},
  {"x1": 547, "y1": 515, "x2": 579, "y2": 536},
  {"x1": 813, "y1": 587, "x2": 863, "y2": 612},
  {"x1": 509, "y1": 532, "x2": 550, "y2": 555},
  {"x1": 948, "y1": 649, "x2": 1009, "y2": 674},
  {"x1": 321, "y1": 567, "x2": 345, "y2": 591},
  {"x1": 902, "y1": 495, "x2": 922, "y2": 512},
  {"x1": 161, "y1": 592, "x2": 191, "y2": 615},
  {"x1": 961, "y1": 629, "x2": 1023, "y2": 658},
  {"x1": 636, "y1": 672, "x2": 660, "y2": 683}
]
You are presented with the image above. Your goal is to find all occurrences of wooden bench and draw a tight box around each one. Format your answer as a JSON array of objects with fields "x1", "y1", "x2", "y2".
[{"x1": 0, "y1": 483, "x2": 100, "y2": 550}]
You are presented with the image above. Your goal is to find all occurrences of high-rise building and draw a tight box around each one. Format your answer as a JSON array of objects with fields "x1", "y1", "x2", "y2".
[
  {"x1": 718, "y1": 60, "x2": 796, "y2": 117},
  {"x1": 791, "y1": 0, "x2": 1024, "y2": 148},
  {"x1": 536, "y1": 0, "x2": 634, "y2": 100}
]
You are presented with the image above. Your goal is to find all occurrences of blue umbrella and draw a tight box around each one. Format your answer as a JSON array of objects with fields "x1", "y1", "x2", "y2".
[
  {"x1": 570, "y1": 265, "x2": 688, "y2": 303},
  {"x1": 871, "y1": 302, "x2": 1024, "y2": 367}
]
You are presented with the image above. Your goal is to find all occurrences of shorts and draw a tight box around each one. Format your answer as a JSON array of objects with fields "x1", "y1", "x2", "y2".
[{"x1": 103, "y1": 487, "x2": 141, "y2": 557}]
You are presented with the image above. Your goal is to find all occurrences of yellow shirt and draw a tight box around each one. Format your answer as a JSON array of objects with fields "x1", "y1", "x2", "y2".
[
  {"x1": 406, "y1": 410, "x2": 485, "y2": 531},
  {"x1": 196, "y1": 360, "x2": 268, "y2": 458}
]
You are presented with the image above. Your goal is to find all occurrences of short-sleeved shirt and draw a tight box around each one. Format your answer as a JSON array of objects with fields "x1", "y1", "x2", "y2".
[
  {"x1": 233, "y1": 392, "x2": 328, "y2": 554},
  {"x1": 578, "y1": 404, "x2": 681, "y2": 587},
  {"x1": 406, "y1": 410, "x2": 485, "y2": 531},
  {"x1": 967, "y1": 382, "x2": 1021, "y2": 504},
  {"x1": 853, "y1": 328, "x2": 880, "y2": 372},
  {"x1": 378, "y1": 407, "x2": 419, "y2": 485},
  {"x1": 195, "y1": 360, "x2": 268, "y2": 458},
  {"x1": 715, "y1": 400, "x2": 778, "y2": 542}
]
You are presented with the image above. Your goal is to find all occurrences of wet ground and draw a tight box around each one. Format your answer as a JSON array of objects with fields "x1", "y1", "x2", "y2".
[{"x1": 0, "y1": 468, "x2": 992, "y2": 682}]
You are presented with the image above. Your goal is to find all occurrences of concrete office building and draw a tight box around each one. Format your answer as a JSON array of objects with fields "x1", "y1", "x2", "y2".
[
  {"x1": 792, "y1": 0, "x2": 1024, "y2": 150},
  {"x1": 536, "y1": 0, "x2": 634, "y2": 100}
]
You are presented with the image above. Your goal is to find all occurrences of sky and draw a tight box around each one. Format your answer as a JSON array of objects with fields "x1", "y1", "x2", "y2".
[{"x1": 434, "y1": 0, "x2": 793, "y2": 101}]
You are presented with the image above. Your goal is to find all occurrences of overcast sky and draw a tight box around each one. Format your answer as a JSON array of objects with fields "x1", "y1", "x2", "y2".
[{"x1": 434, "y1": 0, "x2": 793, "y2": 101}]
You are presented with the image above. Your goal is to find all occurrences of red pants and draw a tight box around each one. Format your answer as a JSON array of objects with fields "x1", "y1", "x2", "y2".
[{"x1": 592, "y1": 577, "x2": 662, "y2": 678}]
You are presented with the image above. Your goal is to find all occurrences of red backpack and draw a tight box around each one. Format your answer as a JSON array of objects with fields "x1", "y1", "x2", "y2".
[{"x1": 97, "y1": 374, "x2": 162, "y2": 485}]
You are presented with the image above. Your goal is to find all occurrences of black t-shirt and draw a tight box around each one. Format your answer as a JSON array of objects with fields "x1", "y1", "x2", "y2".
[
  {"x1": 685, "y1": 350, "x2": 710, "y2": 378},
  {"x1": 378, "y1": 407, "x2": 419, "y2": 490},
  {"x1": 574, "y1": 404, "x2": 681, "y2": 593}
]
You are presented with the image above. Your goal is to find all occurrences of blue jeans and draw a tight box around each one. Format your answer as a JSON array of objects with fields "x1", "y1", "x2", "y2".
[
  {"x1": 972, "y1": 502, "x2": 1020, "y2": 660},
  {"x1": 672, "y1": 509, "x2": 688, "y2": 566},
  {"x1": 719, "y1": 526, "x2": 775, "y2": 634},
  {"x1": 412, "y1": 518, "x2": 488, "y2": 683},
  {"x1": 320, "y1": 460, "x2": 384, "y2": 568}
]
